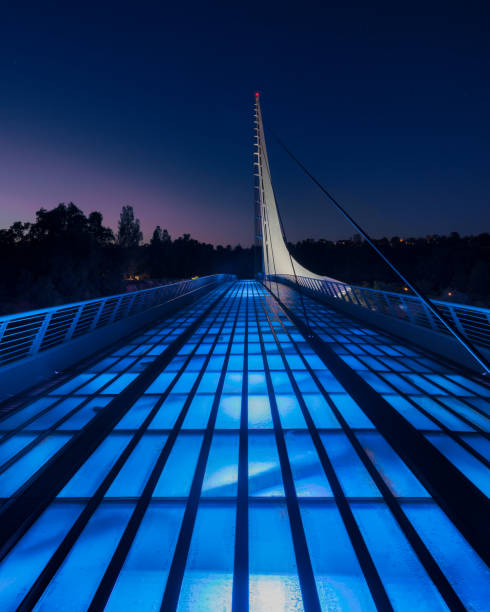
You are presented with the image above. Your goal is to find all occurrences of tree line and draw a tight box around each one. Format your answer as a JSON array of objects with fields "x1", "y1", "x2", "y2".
[
  {"x1": 290, "y1": 233, "x2": 490, "y2": 305},
  {"x1": 0, "y1": 202, "x2": 488, "y2": 314}
]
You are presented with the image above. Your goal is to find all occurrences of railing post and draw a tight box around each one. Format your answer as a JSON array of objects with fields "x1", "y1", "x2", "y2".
[
  {"x1": 107, "y1": 297, "x2": 123, "y2": 325},
  {"x1": 0, "y1": 320, "x2": 8, "y2": 345},
  {"x1": 64, "y1": 305, "x2": 83, "y2": 342},
  {"x1": 0, "y1": 275, "x2": 231, "y2": 370},
  {"x1": 29, "y1": 312, "x2": 53, "y2": 356},
  {"x1": 90, "y1": 300, "x2": 106, "y2": 331},
  {"x1": 447, "y1": 305, "x2": 466, "y2": 337}
]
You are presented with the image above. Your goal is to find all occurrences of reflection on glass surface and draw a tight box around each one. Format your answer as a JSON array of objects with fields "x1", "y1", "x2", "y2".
[
  {"x1": 402, "y1": 502, "x2": 490, "y2": 610},
  {"x1": 201, "y1": 434, "x2": 239, "y2": 497},
  {"x1": 249, "y1": 503, "x2": 304, "y2": 612},
  {"x1": 105, "y1": 503, "x2": 185, "y2": 611},
  {"x1": 248, "y1": 434, "x2": 284, "y2": 497},
  {"x1": 34, "y1": 503, "x2": 133, "y2": 612},
  {"x1": 285, "y1": 432, "x2": 332, "y2": 497},
  {"x1": 178, "y1": 503, "x2": 236, "y2": 611},
  {"x1": 0, "y1": 503, "x2": 84, "y2": 610},
  {"x1": 351, "y1": 502, "x2": 449, "y2": 611},
  {"x1": 300, "y1": 502, "x2": 376, "y2": 611}
]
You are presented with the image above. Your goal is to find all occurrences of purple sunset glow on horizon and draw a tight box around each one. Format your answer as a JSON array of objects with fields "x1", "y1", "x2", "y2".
[
  {"x1": 1, "y1": 7, "x2": 488, "y2": 248},
  {"x1": 0, "y1": 133, "x2": 253, "y2": 246}
]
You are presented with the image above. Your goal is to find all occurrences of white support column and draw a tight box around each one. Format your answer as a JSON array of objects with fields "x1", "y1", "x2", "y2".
[{"x1": 254, "y1": 92, "x2": 336, "y2": 281}]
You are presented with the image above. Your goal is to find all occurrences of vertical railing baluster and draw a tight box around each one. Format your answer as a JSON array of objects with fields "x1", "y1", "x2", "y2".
[
  {"x1": 0, "y1": 276, "x2": 232, "y2": 368},
  {"x1": 0, "y1": 320, "x2": 8, "y2": 345},
  {"x1": 64, "y1": 305, "x2": 83, "y2": 342},
  {"x1": 29, "y1": 311, "x2": 53, "y2": 356},
  {"x1": 90, "y1": 299, "x2": 107, "y2": 331}
]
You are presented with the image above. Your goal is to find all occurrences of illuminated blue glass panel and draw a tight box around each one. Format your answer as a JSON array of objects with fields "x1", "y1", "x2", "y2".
[
  {"x1": 302, "y1": 394, "x2": 341, "y2": 429},
  {"x1": 0, "y1": 396, "x2": 58, "y2": 431},
  {"x1": 107, "y1": 357, "x2": 137, "y2": 372},
  {"x1": 270, "y1": 372, "x2": 293, "y2": 394},
  {"x1": 402, "y1": 502, "x2": 490, "y2": 610},
  {"x1": 182, "y1": 394, "x2": 214, "y2": 429},
  {"x1": 447, "y1": 375, "x2": 490, "y2": 397},
  {"x1": 145, "y1": 372, "x2": 176, "y2": 394},
  {"x1": 74, "y1": 373, "x2": 117, "y2": 395},
  {"x1": 172, "y1": 371, "x2": 200, "y2": 394},
  {"x1": 276, "y1": 395, "x2": 307, "y2": 429},
  {"x1": 382, "y1": 373, "x2": 428, "y2": 393},
  {"x1": 58, "y1": 396, "x2": 113, "y2": 430},
  {"x1": 285, "y1": 354, "x2": 306, "y2": 369},
  {"x1": 208, "y1": 355, "x2": 226, "y2": 371},
  {"x1": 100, "y1": 373, "x2": 138, "y2": 394},
  {"x1": 425, "y1": 433, "x2": 490, "y2": 496},
  {"x1": 460, "y1": 434, "x2": 490, "y2": 461},
  {"x1": 201, "y1": 434, "x2": 239, "y2": 497},
  {"x1": 149, "y1": 394, "x2": 186, "y2": 429},
  {"x1": 248, "y1": 433, "x2": 284, "y2": 497},
  {"x1": 320, "y1": 432, "x2": 379, "y2": 497},
  {"x1": 303, "y1": 354, "x2": 327, "y2": 370},
  {"x1": 267, "y1": 354, "x2": 285, "y2": 370},
  {"x1": 351, "y1": 503, "x2": 449, "y2": 611},
  {"x1": 223, "y1": 372, "x2": 243, "y2": 394},
  {"x1": 248, "y1": 354, "x2": 264, "y2": 371},
  {"x1": 249, "y1": 502, "x2": 304, "y2": 612},
  {"x1": 466, "y1": 396, "x2": 490, "y2": 417},
  {"x1": 49, "y1": 374, "x2": 94, "y2": 395},
  {"x1": 197, "y1": 372, "x2": 221, "y2": 393},
  {"x1": 178, "y1": 503, "x2": 236, "y2": 611},
  {"x1": 90, "y1": 357, "x2": 118, "y2": 372},
  {"x1": 291, "y1": 371, "x2": 318, "y2": 392},
  {"x1": 300, "y1": 502, "x2": 376, "y2": 611},
  {"x1": 114, "y1": 396, "x2": 159, "y2": 430},
  {"x1": 34, "y1": 503, "x2": 133, "y2": 611},
  {"x1": 437, "y1": 396, "x2": 490, "y2": 432},
  {"x1": 59, "y1": 434, "x2": 132, "y2": 497},
  {"x1": 0, "y1": 433, "x2": 37, "y2": 467},
  {"x1": 356, "y1": 431, "x2": 429, "y2": 497},
  {"x1": 153, "y1": 434, "x2": 203, "y2": 497},
  {"x1": 228, "y1": 355, "x2": 244, "y2": 371},
  {"x1": 248, "y1": 373, "x2": 268, "y2": 395},
  {"x1": 358, "y1": 372, "x2": 393, "y2": 394},
  {"x1": 383, "y1": 395, "x2": 440, "y2": 430},
  {"x1": 314, "y1": 370, "x2": 345, "y2": 393},
  {"x1": 405, "y1": 374, "x2": 446, "y2": 395},
  {"x1": 25, "y1": 397, "x2": 87, "y2": 431},
  {"x1": 0, "y1": 434, "x2": 72, "y2": 497},
  {"x1": 248, "y1": 396, "x2": 273, "y2": 429},
  {"x1": 0, "y1": 503, "x2": 84, "y2": 610},
  {"x1": 285, "y1": 432, "x2": 332, "y2": 497},
  {"x1": 215, "y1": 395, "x2": 241, "y2": 429},
  {"x1": 328, "y1": 394, "x2": 374, "y2": 428},
  {"x1": 411, "y1": 397, "x2": 473, "y2": 431},
  {"x1": 106, "y1": 434, "x2": 168, "y2": 497},
  {"x1": 104, "y1": 503, "x2": 185, "y2": 610}
]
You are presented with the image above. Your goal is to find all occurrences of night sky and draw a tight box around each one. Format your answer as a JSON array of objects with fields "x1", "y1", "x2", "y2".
[{"x1": 1, "y1": 3, "x2": 489, "y2": 246}]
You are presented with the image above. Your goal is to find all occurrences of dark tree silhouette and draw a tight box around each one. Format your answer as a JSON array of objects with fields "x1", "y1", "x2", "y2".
[
  {"x1": 117, "y1": 205, "x2": 143, "y2": 248},
  {"x1": 1, "y1": 202, "x2": 489, "y2": 313}
]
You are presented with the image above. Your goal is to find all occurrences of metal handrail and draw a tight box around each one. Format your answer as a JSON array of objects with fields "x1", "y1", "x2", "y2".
[
  {"x1": 0, "y1": 275, "x2": 234, "y2": 367},
  {"x1": 267, "y1": 274, "x2": 490, "y2": 352}
]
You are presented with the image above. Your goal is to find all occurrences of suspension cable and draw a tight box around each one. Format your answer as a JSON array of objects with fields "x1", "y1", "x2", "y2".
[{"x1": 267, "y1": 129, "x2": 490, "y2": 376}]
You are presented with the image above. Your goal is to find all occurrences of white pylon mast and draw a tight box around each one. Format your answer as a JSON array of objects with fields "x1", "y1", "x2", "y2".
[{"x1": 253, "y1": 92, "x2": 330, "y2": 279}]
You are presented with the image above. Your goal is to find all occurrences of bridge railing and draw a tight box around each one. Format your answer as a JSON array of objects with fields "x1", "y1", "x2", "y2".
[
  {"x1": 265, "y1": 274, "x2": 490, "y2": 353},
  {"x1": 0, "y1": 275, "x2": 234, "y2": 368}
]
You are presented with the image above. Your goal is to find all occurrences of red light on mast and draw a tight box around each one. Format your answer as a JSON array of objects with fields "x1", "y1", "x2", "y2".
[{"x1": 255, "y1": 92, "x2": 259, "y2": 97}]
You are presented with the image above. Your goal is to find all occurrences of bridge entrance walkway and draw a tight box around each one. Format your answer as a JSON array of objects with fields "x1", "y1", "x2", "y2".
[{"x1": 0, "y1": 280, "x2": 487, "y2": 611}]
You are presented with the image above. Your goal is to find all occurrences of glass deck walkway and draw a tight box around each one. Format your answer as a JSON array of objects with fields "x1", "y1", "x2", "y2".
[{"x1": 0, "y1": 280, "x2": 488, "y2": 611}]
